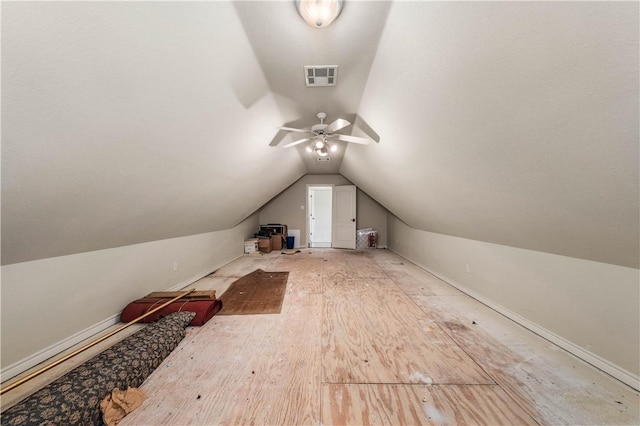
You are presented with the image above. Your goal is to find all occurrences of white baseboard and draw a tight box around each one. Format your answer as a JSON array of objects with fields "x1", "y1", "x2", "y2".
[
  {"x1": 389, "y1": 250, "x2": 640, "y2": 392},
  {"x1": 0, "y1": 255, "x2": 241, "y2": 384},
  {"x1": 1, "y1": 313, "x2": 120, "y2": 383}
]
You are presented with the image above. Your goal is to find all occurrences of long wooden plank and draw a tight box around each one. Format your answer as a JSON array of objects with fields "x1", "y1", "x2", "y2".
[
  {"x1": 322, "y1": 384, "x2": 538, "y2": 425},
  {"x1": 145, "y1": 290, "x2": 216, "y2": 299},
  {"x1": 322, "y1": 278, "x2": 493, "y2": 384}
]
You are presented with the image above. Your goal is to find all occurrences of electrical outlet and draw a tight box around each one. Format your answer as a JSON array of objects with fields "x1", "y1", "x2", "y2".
[
  {"x1": 465, "y1": 264, "x2": 471, "y2": 273},
  {"x1": 173, "y1": 262, "x2": 178, "y2": 272},
  {"x1": 300, "y1": 205, "x2": 305, "y2": 210}
]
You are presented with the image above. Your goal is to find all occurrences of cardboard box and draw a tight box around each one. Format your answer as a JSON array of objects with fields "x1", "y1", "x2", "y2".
[
  {"x1": 271, "y1": 234, "x2": 285, "y2": 251},
  {"x1": 244, "y1": 238, "x2": 259, "y2": 254},
  {"x1": 258, "y1": 237, "x2": 272, "y2": 253}
]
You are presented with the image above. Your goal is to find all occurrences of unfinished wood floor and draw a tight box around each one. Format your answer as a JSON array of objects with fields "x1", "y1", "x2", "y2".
[{"x1": 117, "y1": 249, "x2": 638, "y2": 425}]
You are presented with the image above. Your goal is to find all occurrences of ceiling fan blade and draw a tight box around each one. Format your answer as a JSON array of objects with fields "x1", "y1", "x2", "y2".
[
  {"x1": 324, "y1": 118, "x2": 351, "y2": 134},
  {"x1": 334, "y1": 134, "x2": 372, "y2": 145},
  {"x1": 282, "y1": 137, "x2": 312, "y2": 148},
  {"x1": 277, "y1": 126, "x2": 315, "y2": 134}
]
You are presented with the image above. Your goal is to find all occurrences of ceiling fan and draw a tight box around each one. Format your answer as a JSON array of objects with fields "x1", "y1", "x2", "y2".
[{"x1": 278, "y1": 112, "x2": 371, "y2": 156}]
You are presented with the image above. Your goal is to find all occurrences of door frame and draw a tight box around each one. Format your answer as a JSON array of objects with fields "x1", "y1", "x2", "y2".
[{"x1": 306, "y1": 185, "x2": 334, "y2": 248}]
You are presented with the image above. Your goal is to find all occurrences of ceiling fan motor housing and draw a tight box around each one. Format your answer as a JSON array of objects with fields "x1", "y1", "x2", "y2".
[
  {"x1": 312, "y1": 123, "x2": 328, "y2": 133},
  {"x1": 313, "y1": 112, "x2": 328, "y2": 133}
]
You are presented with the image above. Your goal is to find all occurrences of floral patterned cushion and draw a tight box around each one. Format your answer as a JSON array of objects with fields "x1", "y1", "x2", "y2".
[{"x1": 2, "y1": 311, "x2": 195, "y2": 426}]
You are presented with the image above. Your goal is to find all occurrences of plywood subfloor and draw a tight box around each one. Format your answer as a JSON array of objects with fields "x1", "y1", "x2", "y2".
[
  {"x1": 322, "y1": 278, "x2": 492, "y2": 385},
  {"x1": 121, "y1": 249, "x2": 638, "y2": 425},
  {"x1": 4, "y1": 249, "x2": 638, "y2": 425},
  {"x1": 322, "y1": 383, "x2": 537, "y2": 425}
]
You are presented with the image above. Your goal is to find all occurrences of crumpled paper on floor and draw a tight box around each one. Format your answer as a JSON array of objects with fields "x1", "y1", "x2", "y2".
[{"x1": 100, "y1": 387, "x2": 147, "y2": 426}]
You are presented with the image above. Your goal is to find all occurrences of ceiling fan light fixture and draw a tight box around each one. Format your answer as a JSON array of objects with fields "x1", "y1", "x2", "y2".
[
  {"x1": 277, "y1": 112, "x2": 373, "y2": 153},
  {"x1": 296, "y1": 0, "x2": 343, "y2": 29}
]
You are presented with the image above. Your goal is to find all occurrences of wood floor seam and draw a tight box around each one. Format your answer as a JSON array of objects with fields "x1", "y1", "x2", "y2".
[{"x1": 321, "y1": 382, "x2": 506, "y2": 386}]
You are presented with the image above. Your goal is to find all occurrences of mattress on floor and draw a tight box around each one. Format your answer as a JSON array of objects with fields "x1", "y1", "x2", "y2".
[{"x1": 120, "y1": 297, "x2": 222, "y2": 326}]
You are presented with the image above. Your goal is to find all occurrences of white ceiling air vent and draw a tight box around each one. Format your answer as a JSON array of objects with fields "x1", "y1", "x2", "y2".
[
  {"x1": 317, "y1": 157, "x2": 331, "y2": 162},
  {"x1": 304, "y1": 65, "x2": 338, "y2": 87}
]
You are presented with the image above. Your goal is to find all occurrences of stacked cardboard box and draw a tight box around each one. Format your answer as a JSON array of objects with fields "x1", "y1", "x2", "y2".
[
  {"x1": 271, "y1": 234, "x2": 285, "y2": 250},
  {"x1": 258, "y1": 237, "x2": 272, "y2": 253},
  {"x1": 257, "y1": 224, "x2": 287, "y2": 252}
]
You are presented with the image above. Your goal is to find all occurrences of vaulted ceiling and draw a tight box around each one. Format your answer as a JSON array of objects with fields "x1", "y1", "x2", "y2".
[{"x1": 2, "y1": 1, "x2": 638, "y2": 268}]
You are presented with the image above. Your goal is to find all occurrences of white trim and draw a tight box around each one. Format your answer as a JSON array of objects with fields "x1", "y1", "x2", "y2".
[
  {"x1": 1, "y1": 313, "x2": 120, "y2": 383},
  {"x1": 390, "y1": 249, "x2": 640, "y2": 392},
  {"x1": 0, "y1": 256, "x2": 240, "y2": 383},
  {"x1": 310, "y1": 242, "x2": 331, "y2": 248},
  {"x1": 307, "y1": 184, "x2": 334, "y2": 249}
]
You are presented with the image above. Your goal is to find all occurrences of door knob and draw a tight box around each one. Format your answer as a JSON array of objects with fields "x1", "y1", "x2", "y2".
[{"x1": 352, "y1": 218, "x2": 355, "y2": 222}]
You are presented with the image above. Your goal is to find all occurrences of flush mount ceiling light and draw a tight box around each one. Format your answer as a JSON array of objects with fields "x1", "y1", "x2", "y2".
[{"x1": 296, "y1": 0, "x2": 343, "y2": 29}]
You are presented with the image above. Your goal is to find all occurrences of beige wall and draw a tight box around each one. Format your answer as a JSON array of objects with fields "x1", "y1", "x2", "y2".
[
  {"x1": 387, "y1": 214, "x2": 640, "y2": 390},
  {"x1": 1, "y1": 215, "x2": 258, "y2": 379},
  {"x1": 259, "y1": 174, "x2": 388, "y2": 248},
  {"x1": 344, "y1": 2, "x2": 639, "y2": 270}
]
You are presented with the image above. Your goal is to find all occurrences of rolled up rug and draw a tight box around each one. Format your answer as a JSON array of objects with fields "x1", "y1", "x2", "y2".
[{"x1": 120, "y1": 297, "x2": 222, "y2": 326}]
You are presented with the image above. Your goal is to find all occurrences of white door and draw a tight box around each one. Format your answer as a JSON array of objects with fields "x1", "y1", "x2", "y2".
[
  {"x1": 309, "y1": 187, "x2": 332, "y2": 248},
  {"x1": 332, "y1": 185, "x2": 356, "y2": 249}
]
